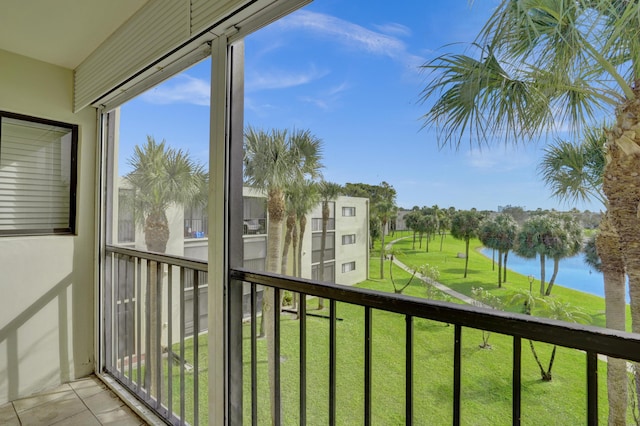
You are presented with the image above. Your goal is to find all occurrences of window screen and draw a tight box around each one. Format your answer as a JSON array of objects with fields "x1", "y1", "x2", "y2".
[{"x1": 0, "y1": 111, "x2": 78, "y2": 235}]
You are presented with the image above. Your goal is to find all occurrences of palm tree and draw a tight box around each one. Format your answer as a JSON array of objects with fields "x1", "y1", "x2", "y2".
[
  {"x1": 479, "y1": 214, "x2": 517, "y2": 287},
  {"x1": 514, "y1": 214, "x2": 560, "y2": 297},
  {"x1": 420, "y1": 0, "x2": 640, "y2": 307},
  {"x1": 420, "y1": 0, "x2": 640, "y2": 410},
  {"x1": 437, "y1": 208, "x2": 451, "y2": 252},
  {"x1": 450, "y1": 210, "x2": 483, "y2": 278},
  {"x1": 544, "y1": 214, "x2": 583, "y2": 296},
  {"x1": 539, "y1": 127, "x2": 627, "y2": 422},
  {"x1": 126, "y1": 136, "x2": 206, "y2": 253},
  {"x1": 295, "y1": 180, "x2": 319, "y2": 280},
  {"x1": 376, "y1": 199, "x2": 397, "y2": 279},
  {"x1": 243, "y1": 127, "x2": 323, "y2": 423},
  {"x1": 404, "y1": 208, "x2": 421, "y2": 250},
  {"x1": 125, "y1": 135, "x2": 206, "y2": 398},
  {"x1": 317, "y1": 180, "x2": 342, "y2": 309}
]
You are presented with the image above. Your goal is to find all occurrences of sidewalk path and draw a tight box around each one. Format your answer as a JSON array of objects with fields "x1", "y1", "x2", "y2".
[
  {"x1": 385, "y1": 236, "x2": 491, "y2": 309},
  {"x1": 386, "y1": 236, "x2": 620, "y2": 367}
]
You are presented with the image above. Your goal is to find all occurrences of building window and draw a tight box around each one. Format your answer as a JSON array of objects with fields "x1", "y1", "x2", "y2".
[
  {"x1": 312, "y1": 262, "x2": 335, "y2": 283},
  {"x1": 342, "y1": 206, "x2": 356, "y2": 217},
  {"x1": 342, "y1": 261, "x2": 356, "y2": 273},
  {"x1": 311, "y1": 217, "x2": 335, "y2": 231},
  {"x1": 243, "y1": 196, "x2": 267, "y2": 235},
  {"x1": 342, "y1": 234, "x2": 356, "y2": 245},
  {"x1": 312, "y1": 232, "x2": 335, "y2": 263},
  {"x1": 0, "y1": 111, "x2": 78, "y2": 235}
]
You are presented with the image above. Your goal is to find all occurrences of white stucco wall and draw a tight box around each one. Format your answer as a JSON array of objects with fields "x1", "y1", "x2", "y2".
[
  {"x1": 0, "y1": 49, "x2": 97, "y2": 403},
  {"x1": 334, "y1": 196, "x2": 369, "y2": 286}
]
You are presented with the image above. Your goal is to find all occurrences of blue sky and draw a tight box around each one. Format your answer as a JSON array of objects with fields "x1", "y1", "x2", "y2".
[{"x1": 119, "y1": 0, "x2": 605, "y2": 212}]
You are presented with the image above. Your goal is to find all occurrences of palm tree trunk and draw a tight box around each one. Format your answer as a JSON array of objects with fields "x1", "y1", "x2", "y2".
[
  {"x1": 440, "y1": 232, "x2": 445, "y2": 252},
  {"x1": 412, "y1": 231, "x2": 416, "y2": 249},
  {"x1": 603, "y1": 112, "x2": 640, "y2": 416},
  {"x1": 539, "y1": 254, "x2": 546, "y2": 296},
  {"x1": 529, "y1": 340, "x2": 547, "y2": 380},
  {"x1": 503, "y1": 251, "x2": 508, "y2": 282},
  {"x1": 281, "y1": 211, "x2": 295, "y2": 275},
  {"x1": 380, "y1": 221, "x2": 386, "y2": 279},
  {"x1": 545, "y1": 258, "x2": 560, "y2": 296},
  {"x1": 143, "y1": 212, "x2": 169, "y2": 399},
  {"x1": 292, "y1": 221, "x2": 298, "y2": 278},
  {"x1": 298, "y1": 215, "x2": 307, "y2": 278},
  {"x1": 597, "y1": 214, "x2": 629, "y2": 425},
  {"x1": 492, "y1": 248, "x2": 495, "y2": 271},
  {"x1": 463, "y1": 238, "x2": 470, "y2": 278},
  {"x1": 265, "y1": 188, "x2": 285, "y2": 424},
  {"x1": 497, "y1": 249, "x2": 502, "y2": 288},
  {"x1": 545, "y1": 345, "x2": 557, "y2": 382}
]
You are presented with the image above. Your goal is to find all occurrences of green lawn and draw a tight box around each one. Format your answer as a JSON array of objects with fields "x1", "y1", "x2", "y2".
[{"x1": 158, "y1": 230, "x2": 631, "y2": 425}]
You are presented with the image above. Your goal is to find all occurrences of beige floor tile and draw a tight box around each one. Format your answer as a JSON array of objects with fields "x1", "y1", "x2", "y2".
[
  {"x1": 0, "y1": 402, "x2": 20, "y2": 426},
  {"x1": 69, "y1": 376, "x2": 107, "y2": 400},
  {"x1": 50, "y1": 408, "x2": 101, "y2": 426},
  {"x1": 95, "y1": 404, "x2": 145, "y2": 426},
  {"x1": 83, "y1": 389, "x2": 125, "y2": 416},
  {"x1": 17, "y1": 393, "x2": 87, "y2": 425},
  {"x1": 12, "y1": 385, "x2": 75, "y2": 413}
]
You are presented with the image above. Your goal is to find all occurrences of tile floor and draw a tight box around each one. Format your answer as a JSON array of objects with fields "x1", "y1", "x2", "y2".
[{"x1": 0, "y1": 375, "x2": 151, "y2": 425}]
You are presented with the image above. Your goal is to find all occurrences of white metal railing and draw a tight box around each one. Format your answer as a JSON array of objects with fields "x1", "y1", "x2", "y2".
[{"x1": 104, "y1": 245, "x2": 208, "y2": 425}]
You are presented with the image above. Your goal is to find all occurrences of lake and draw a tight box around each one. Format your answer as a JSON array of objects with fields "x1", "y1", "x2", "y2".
[{"x1": 479, "y1": 248, "x2": 613, "y2": 300}]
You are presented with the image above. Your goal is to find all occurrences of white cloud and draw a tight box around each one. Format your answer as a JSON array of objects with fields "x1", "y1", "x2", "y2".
[
  {"x1": 246, "y1": 65, "x2": 329, "y2": 92},
  {"x1": 278, "y1": 10, "x2": 425, "y2": 70},
  {"x1": 141, "y1": 74, "x2": 210, "y2": 106},
  {"x1": 373, "y1": 22, "x2": 412, "y2": 38}
]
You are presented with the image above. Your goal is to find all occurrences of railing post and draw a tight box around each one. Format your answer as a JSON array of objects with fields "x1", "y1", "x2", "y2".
[
  {"x1": 512, "y1": 336, "x2": 521, "y2": 426},
  {"x1": 329, "y1": 299, "x2": 337, "y2": 426},
  {"x1": 587, "y1": 351, "x2": 598, "y2": 425},
  {"x1": 406, "y1": 315, "x2": 413, "y2": 425},
  {"x1": 453, "y1": 325, "x2": 462, "y2": 426},
  {"x1": 364, "y1": 307, "x2": 372, "y2": 426},
  {"x1": 300, "y1": 292, "x2": 307, "y2": 426}
]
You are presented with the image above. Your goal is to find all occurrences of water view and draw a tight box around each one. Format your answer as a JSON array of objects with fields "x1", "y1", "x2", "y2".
[{"x1": 479, "y1": 248, "x2": 612, "y2": 299}]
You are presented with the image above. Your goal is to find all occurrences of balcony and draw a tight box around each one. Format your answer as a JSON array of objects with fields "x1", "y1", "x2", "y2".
[{"x1": 103, "y1": 247, "x2": 640, "y2": 425}]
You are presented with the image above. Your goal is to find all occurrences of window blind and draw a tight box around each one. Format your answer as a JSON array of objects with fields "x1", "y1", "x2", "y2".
[{"x1": 0, "y1": 114, "x2": 77, "y2": 234}]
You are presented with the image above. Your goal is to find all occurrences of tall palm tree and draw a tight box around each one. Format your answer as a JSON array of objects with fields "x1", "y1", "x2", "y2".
[
  {"x1": 420, "y1": 3, "x2": 640, "y2": 418},
  {"x1": 376, "y1": 199, "x2": 397, "y2": 279},
  {"x1": 450, "y1": 210, "x2": 483, "y2": 278},
  {"x1": 126, "y1": 136, "x2": 206, "y2": 253},
  {"x1": 514, "y1": 214, "x2": 561, "y2": 296},
  {"x1": 479, "y1": 214, "x2": 517, "y2": 288},
  {"x1": 295, "y1": 180, "x2": 319, "y2": 279},
  {"x1": 539, "y1": 127, "x2": 627, "y2": 422},
  {"x1": 544, "y1": 213, "x2": 583, "y2": 296},
  {"x1": 316, "y1": 180, "x2": 342, "y2": 309},
  {"x1": 125, "y1": 135, "x2": 206, "y2": 399},
  {"x1": 243, "y1": 126, "x2": 322, "y2": 423}
]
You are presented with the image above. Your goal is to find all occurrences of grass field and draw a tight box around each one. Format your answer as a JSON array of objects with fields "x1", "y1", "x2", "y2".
[{"x1": 161, "y1": 230, "x2": 632, "y2": 425}]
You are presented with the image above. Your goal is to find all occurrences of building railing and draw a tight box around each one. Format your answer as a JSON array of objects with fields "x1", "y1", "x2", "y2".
[
  {"x1": 229, "y1": 267, "x2": 640, "y2": 426},
  {"x1": 185, "y1": 218, "x2": 208, "y2": 238},
  {"x1": 104, "y1": 245, "x2": 208, "y2": 425},
  {"x1": 103, "y1": 246, "x2": 640, "y2": 425},
  {"x1": 243, "y1": 217, "x2": 267, "y2": 235}
]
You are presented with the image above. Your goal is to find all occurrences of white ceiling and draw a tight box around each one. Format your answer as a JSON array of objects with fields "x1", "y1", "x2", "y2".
[{"x1": 0, "y1": 0, "x2": 148, "y2": 69}]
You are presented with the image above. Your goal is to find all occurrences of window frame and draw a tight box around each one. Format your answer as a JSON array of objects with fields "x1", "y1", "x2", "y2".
[
  {"x1": 342, "y1": 234, "x2": 356, "y2": 245},
  {"x1": 342, "y1": 261, "x2": 356, "y2": 273},
  {"x1": 0, "y1": 110, "x2": 78, "y2": 236},
  {"x1": 342, "y1": 206, "x2": 356, "y2": 217}
]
